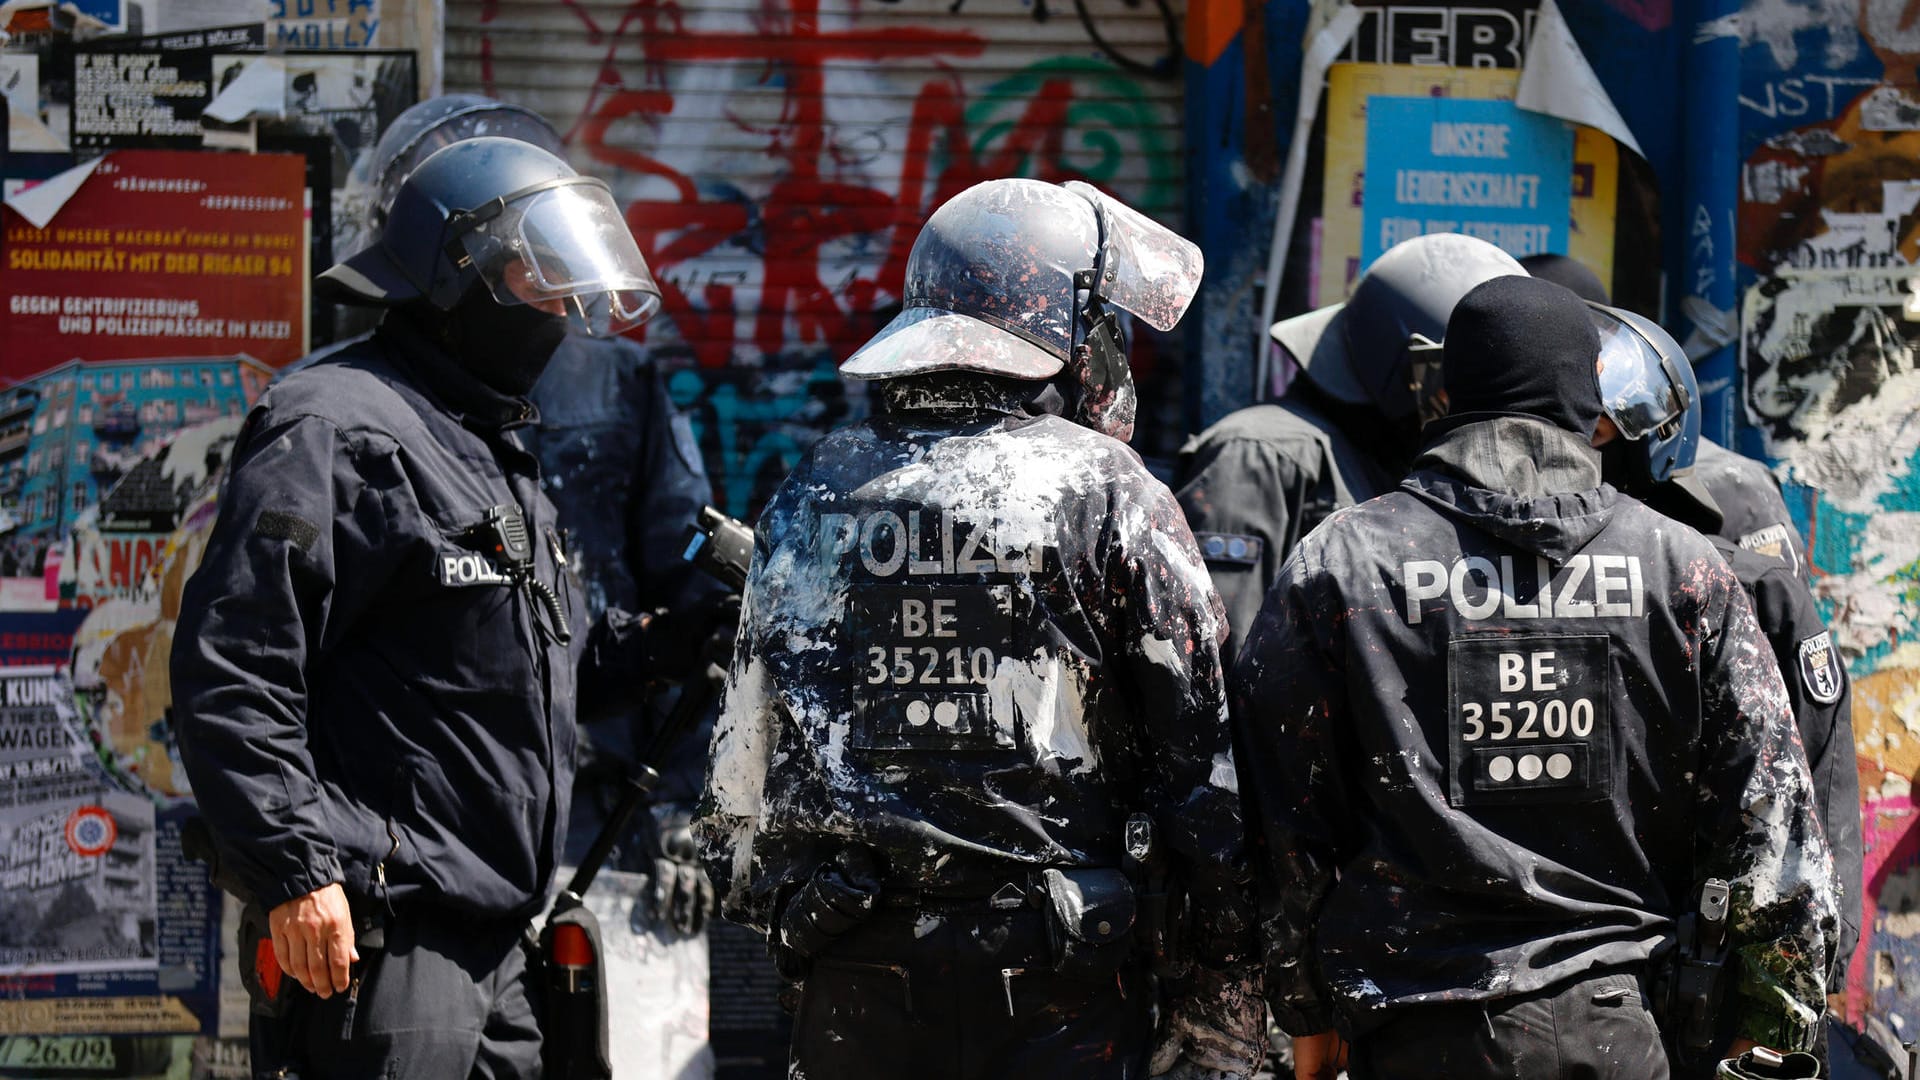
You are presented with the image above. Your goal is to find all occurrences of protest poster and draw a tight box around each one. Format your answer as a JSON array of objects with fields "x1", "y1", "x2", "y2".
[
  {"x1": 1360, "y1": 96, "x2": 1573, "y2": 265},
  {"x1": 0, "y1": 666, "x2": 221, "y2": 1039},
  {"x1": 63, "y1": 25, "x2": 266, "y2": 155},
  {"x1": 0, "y1": 666, "x2": 192, "y2": 1036},
  {"x1": 1316, "y1": 63, "x2": 1618, "y2": 305},
  {"x1": 0, "y1": 612, "x2": 90, "y2": 667},
  {"x1": 220, "y1": 50, "x2": 416, "y2": 344},
  {"x1": 0, "y1": 149, "x2": 307, "y2": 376},
  {"x1": 0, "y1": 356, "x2": 266, "y2": 593}
]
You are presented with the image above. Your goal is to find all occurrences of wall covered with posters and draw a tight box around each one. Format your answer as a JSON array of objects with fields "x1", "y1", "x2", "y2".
[
  {"x1": 1732, "y1": 0, "x2": 1920, "y2": 1052},
  {"x1": 1191, "y1": 0, "x2": 1615, "y2": 418},
  {"x1": 0, "y1": 2, "x2": 434, "y2": 1076}
]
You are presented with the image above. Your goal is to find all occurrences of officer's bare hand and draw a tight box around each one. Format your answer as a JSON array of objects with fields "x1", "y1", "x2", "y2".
[
  {"x1": 1292, "y1": 1032, "x2": 1347, "y2": 1080},
  {"x1": 269, "y1": 883, "x2": 358, "y2": 998}
]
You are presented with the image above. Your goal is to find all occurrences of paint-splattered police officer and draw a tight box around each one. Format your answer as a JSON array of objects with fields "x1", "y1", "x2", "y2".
[
  {"x1": 696, "y1": 179, "x2": 1265, "y2": 1079},
  {"x1": 1233, "y1": 276, "x2": 1836, "y2": 1079}
]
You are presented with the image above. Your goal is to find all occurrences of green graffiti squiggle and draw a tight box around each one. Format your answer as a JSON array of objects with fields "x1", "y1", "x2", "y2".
[{"x1": 964, "y1": 56, "x2": 1177, "y2": 213}]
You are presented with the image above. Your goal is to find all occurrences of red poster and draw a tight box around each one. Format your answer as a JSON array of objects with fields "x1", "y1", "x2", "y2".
[{"x1": 0, "y1": 150, "x2": 306, "y2": 377}]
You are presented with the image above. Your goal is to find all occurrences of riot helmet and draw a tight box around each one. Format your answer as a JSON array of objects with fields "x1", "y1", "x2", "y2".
[
  {"x1": 1589, "y1": 303, "x2": 1699, "y2": 483},
  {"x1": 841, "y1": 178, "x2": 1202, "y2": 441},
  {"x1": 319, "y1": 136, "x2": 661, "y2": 338},
  {"x1": 1271, "y1": 233, "x2": 1523, "y2": 424},
  {"x1": 1519, "y1": 253, "x2": 1609, "y2": 304},
  {"x1": 368, "y1": 94, "x2": 567, "y2": 227}
]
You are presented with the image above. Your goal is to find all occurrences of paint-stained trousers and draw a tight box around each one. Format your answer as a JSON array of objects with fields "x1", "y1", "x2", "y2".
[
  {"x1": 249, "y1": 911, "x2": 541, "y2": 1080},
  {"x1": 1349, "y1": 970, "x2": 1672, "y2": 1080},
  {"x1": 789, "y1": 906, "x2": 1152, "y2": 1080}
]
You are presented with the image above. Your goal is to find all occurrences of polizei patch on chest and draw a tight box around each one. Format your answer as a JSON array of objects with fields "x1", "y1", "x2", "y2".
[
  {"x1": 1446, "y1": 633, "x2": 1612, "y2": 807},
  {"x1": 847, "y1": 583, "x2": 1017, "y2": 751},
  {"x1": 437, "y1": 552, "x2": 511, "y2": 587},
  {"x1": 1400, "y1": 554, "x2": 1645, "y2": 625}
]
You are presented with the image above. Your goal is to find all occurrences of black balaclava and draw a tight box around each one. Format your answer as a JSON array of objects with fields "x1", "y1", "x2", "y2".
[
  {"x1": 1438, "y1": 275, "x2": 1605, "y2": 440},
  {"x1": 431, "y1": 283, "x2": 570, "y2": 397},
  {"x1": 878, "y1": 371, "x2": 1056, "y2": 417},
  {"x1": 1518, "y1": 253, "x2": 1609, "y2": 304}
]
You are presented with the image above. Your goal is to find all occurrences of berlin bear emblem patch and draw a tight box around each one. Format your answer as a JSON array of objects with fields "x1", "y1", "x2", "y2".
[{"x1": 1797, "y1": 631, "x2": 1843, "y2": 705}]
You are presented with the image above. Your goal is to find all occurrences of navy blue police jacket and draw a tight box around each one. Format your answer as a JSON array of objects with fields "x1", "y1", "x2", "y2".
[
  {"x1": 530, "y1": 335, "x2": 727, "y2": 816},
  {"x1": 1697, "y1": 438, "x2": 1810, "y2": 583},
  {"x1": 173, "y1": 312, "x2": 586, "y2": 921},
  {"x1": 1711, "y1": 536, "x2": 1861, "y2": 988},
  {"x1": 1232, "y1": 416, "x2": 1837, "y2": 1049}
]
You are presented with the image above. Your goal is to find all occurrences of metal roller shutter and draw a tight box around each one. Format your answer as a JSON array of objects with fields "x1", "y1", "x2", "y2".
[{"x1": 445, "y1": 0, "x2": 1188, "y2": 513}]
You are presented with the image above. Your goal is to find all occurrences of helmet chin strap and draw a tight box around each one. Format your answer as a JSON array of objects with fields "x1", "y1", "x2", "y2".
[
  {"x1": 1054, "y1": 193, "x2": 1138, "y2": 441},
  {"x1": 1065, "y1": 295, "x2": 1137, "y2": 441}
]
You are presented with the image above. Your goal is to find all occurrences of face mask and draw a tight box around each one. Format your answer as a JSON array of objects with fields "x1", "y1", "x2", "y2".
[
  {"x1": 1598, "y1": 435, "x2": 1652, "y2": 496},
  {"x1": 444, "y1": 283, "x2": 569, "y2": 396}
]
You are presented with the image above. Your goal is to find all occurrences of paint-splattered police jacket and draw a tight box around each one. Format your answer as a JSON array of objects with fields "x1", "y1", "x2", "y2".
[
  {"x1": 1710, "y1": 536, "x2": 1860, "y2": 988},
  {"x1": 1231, "y1": 416, "x2": 1837, "y2": 1049},
  {"x1": 173, "y1": 315, "x2": 584, "y2": 921},
  {"x1": 1175, "y1": 398, "x2": 1395, "y2": 662},
  {"x1": 696, "y1": 379, "x2": 1253, "y2": 965}
]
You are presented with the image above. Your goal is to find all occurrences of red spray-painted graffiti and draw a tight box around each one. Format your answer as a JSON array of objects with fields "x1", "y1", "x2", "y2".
[
  {"x1": 476, "y1": 0, "x2": 1178, "y2": 369},
  {"x1": 468, "y1": 0, "x2": 1181, "y2": 513}
]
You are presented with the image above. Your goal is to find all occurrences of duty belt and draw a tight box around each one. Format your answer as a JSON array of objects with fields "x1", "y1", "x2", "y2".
[{"x1": 877, "y1": 876, "x2": 1042, "y2": 912}]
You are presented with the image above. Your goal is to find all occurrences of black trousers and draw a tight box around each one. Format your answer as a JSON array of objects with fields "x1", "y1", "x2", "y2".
[
  {"x1": 1350, "y1": 970, "x2": 1672, "y2": 1080},
  {"x1": 790, "y1": 906, "x2": 1152, "y2": 1080},
  {"x1": 249, "y1": 911, "x2": 540, "y2": 1080}
]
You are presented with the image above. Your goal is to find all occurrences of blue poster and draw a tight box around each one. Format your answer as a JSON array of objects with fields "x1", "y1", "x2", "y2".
[
  {"x1": 66, "y1": 0, "x2": 126, "y2": 30},
  {"x1": 1361, "y1": 97, "x2": 1574, "y2": 267}
]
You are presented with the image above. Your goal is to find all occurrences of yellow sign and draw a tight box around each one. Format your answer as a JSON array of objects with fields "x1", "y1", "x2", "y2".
[
  {"x1": 1317, "y1": 63, "x2": 1618, "y2": 306},
  {"x1": 0, "y1": 995, "x2": 200, "y2": 1034}
]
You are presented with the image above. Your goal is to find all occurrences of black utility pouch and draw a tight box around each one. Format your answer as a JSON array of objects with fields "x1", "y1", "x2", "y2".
[{"x1": 1040, "y1": 868, "x2": 1136, "y2": 979}]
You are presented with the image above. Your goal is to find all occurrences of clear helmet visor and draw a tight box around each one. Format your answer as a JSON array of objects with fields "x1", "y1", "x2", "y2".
[
  {"x1": 1589, "y1": 304, "x2": 1689, "y2": 441},
  {"x1": 1062, "y1": 181, "x2": 1202, "y2": 332},
  {"x1": 454, "y1": 178, "x2": 662, "y2": 337}
]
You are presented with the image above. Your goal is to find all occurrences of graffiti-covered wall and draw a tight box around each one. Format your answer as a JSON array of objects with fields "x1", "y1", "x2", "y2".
[
  {"x1": 1734, "y1": 0, "x2": 1920, "y2": 1040},
  {"x1": 444, "y1": 0, "x2": 1190, "y2": 514}
]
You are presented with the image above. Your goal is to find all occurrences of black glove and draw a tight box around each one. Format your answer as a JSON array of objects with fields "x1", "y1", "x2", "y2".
[
  {"x1": 642, "y1": 808, "x2": 715, "y2": 938},
  {"x1": 578, "y1": 598, "x2": 737, "y2": 722},
  {"x1": 642, "y1": 595, "x2": 742, "y2": 684}
]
